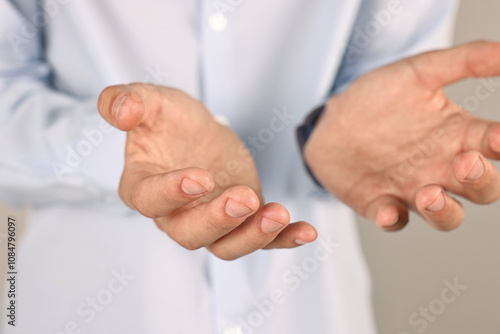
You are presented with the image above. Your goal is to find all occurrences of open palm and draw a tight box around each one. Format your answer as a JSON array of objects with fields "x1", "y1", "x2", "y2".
[
  {"x1": 306, "y1": 41, "x2": 500, "y2": 231},
  {"x1": 98, "y1": 84, "x2": 317, "y2": 260}
]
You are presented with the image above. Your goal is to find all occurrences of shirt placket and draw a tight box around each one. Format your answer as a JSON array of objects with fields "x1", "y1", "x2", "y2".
[{"x1": 198, "y1": 2, "x2": 251, "y2": 334}]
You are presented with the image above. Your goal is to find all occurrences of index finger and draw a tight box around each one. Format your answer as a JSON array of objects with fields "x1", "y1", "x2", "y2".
[{"x1": 121, "y1": 164, "x2": 215, "y2": 218}]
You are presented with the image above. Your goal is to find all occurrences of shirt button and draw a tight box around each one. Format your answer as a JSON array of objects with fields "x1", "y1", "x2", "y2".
[
  {"x1": 223, "y1": 324, "x2": 243, "y2": 334},
  {"x1": 208, "y1": 12, "x2": 228, "y2": 32},
  {"x1": 214, "y1": 113, "x2": 230, "y2": 127}
]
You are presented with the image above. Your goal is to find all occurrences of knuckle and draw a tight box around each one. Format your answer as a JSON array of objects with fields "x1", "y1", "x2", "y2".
[
  {"x1": 208, "y1": 246, "x2": 239, "y2": 261},
  {"x1": 132, "y1": 197, "x2": 153, "y2": 218},
  {"x1": 167, "y1": 222, "x2": 203, "y2": 251},
  {"x1": 157, "y1": 184, "x2": 176, "y2": 205},
  {"x1": 174, "y1": 234, "x2": 202, "y2": 251},
  {"x1": 205, "y1": 216, "x2": 235, "y2": 235},
  {"x1": 152, "y1": 219, "x2": 165, "y2": 232},
  {"x1": 130, "y1": 186, "x2": 155, "y2": 218},
  {"x1": 117, "y1": 183, "x2": 129, "y2": 206},
  {"x1": 156, "y1": 218, "x2": 203, "y2": 250}
]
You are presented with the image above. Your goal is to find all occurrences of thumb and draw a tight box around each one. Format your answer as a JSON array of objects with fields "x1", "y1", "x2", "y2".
[
  {"x1": 97, "y1": 84, "x2": 146, "y2": 131},
  {"x1": 407, "y1": 41, "x2": 500, "y2": 91}
]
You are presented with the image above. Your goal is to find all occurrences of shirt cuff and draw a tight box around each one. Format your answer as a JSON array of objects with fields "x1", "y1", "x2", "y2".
[{"x1": 296, "y1": 104, "x2": 326, "y2": 188}]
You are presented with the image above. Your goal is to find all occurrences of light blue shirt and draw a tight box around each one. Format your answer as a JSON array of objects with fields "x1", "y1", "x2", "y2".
[{"x1": 0, "y1": 1, "x2": 458, "y2": 333}]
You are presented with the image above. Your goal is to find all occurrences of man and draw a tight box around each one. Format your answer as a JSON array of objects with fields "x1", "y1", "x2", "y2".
[{"x1": 2, "y1": 0, "x2": 499, "y2": 333}]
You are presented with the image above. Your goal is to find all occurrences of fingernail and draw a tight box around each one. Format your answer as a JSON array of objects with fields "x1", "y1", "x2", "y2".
[
  {"x1": 466, "y1": 158, "x2": 485, "y2": 181},
  {"x1": 113, "y1": 95, "x2": 128, "y2": 123},
  {"x1": 225, "y1": 199, "x2": 252, "y2": 218},
  {"x1": 260, "y1": 217, "x2": 284, "y2": 234},
  {"x1": 181, "y1": 178, "x2": 207, "y2": 195},
  {"x1": 295, "y1": 239, "x2": 307, "y2": 245},
  {"x1": 426, "y1": 192, "x2": 445, "y2": 212}
]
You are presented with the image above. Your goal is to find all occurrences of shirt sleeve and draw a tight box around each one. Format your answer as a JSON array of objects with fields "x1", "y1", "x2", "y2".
[
  {"x1": 296, "y1": 0, "x2": 460, "y2": 187},
  {"x1": 0, "y1": 0, "x2": 125, "y2": 206},
  {"x1": 331, "y1": 0, "x2": 460, "y2": 94}
]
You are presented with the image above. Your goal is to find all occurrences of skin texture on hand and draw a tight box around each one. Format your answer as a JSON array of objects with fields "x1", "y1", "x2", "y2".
[
  {"x1": 305, "y1": 41, "x2": 500, "y2": 232},
  {"x1": 97, "y1": 84, "x2": 317, "y2": 260}
]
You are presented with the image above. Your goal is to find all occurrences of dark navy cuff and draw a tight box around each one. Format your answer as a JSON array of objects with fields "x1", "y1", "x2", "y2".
[{"x1": 296, "y1": 104, "x2": 326, "y2": 188}]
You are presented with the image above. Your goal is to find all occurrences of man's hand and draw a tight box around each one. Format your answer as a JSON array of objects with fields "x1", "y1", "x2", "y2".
[
  {"x1": 98, "y1": 84, "x2": 316, "y2": 260},
  {"x1": 305, "y1": 41, "x2": 500, "y2": 231}
]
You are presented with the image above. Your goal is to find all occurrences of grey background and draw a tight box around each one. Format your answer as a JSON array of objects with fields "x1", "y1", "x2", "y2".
[
  {"x1": 0, "y1": 1, "x2": 499, "y2": 334},
  {"x1": 356, "y1": 1, "x2": 500, "y2": 333}
]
